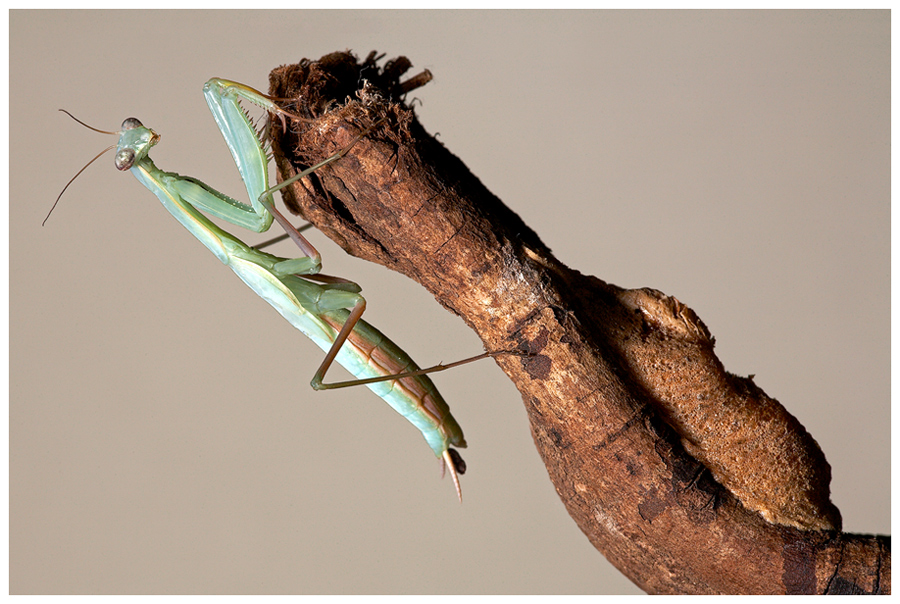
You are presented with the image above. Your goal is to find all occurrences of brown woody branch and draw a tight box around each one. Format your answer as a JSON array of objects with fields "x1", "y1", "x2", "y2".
[{"x1": 265, "y1": 52, "x2": 889, "y2": 595}]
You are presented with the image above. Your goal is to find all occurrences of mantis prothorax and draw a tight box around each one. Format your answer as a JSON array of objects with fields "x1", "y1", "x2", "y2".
[{"x1": 48, "y1": 78, "x2": 495, "y2": 501}]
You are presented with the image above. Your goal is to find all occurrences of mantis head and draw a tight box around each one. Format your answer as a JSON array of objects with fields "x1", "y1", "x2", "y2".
[
  {"x1": 44, "y1": 112, "x2": 160, "y2": 225},
  {"x1": 115, "y1": 118, "x2": 160, "y2": 171}
]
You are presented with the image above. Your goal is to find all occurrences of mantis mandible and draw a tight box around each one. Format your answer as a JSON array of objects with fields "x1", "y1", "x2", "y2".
[{"x1": 48, "y1": 78, "x2": 491, "y2": 500}]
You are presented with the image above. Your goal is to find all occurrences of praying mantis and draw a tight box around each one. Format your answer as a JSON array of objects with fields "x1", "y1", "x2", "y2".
[{"x1": 48, "y1": 78, "x2": 495, "y2": 501}]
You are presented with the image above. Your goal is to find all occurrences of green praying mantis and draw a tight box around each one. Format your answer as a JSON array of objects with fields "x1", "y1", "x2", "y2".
[{"x1": 47, "y1": 78, "x2": 499, "y2": 501}]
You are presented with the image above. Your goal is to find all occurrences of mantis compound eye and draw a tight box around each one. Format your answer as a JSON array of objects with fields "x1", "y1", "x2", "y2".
[
  {"x1": 115, "y1": 148, "x2": 135, "y2": 171},
  {"x1": 121, "y1": 117, "x2": 143, "y2": 130}
]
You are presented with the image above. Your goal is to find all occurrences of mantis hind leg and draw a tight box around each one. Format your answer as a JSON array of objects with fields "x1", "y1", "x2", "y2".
[{"x1": 306, "y1": 293, "x2": 502, "y2": 391}]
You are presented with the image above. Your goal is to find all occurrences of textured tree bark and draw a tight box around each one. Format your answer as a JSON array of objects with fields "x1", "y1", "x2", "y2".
[{"x1": 265, "y1": 52, "x2": 889, "y2": 594}]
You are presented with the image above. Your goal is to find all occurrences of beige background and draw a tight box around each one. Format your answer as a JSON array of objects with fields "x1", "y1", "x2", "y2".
[{"x1": 10, "y1": 10, "x2": 889, "y2": 594}]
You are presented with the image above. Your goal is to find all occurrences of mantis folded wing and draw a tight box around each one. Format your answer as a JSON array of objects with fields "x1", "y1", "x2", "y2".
[{"x1": 50, "y1": 79, "x2": 475, "y2": 500}]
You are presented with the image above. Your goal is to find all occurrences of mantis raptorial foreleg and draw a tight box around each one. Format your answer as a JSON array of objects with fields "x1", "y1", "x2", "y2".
[{"x1": 48, "y1": 78, "x2": 489, "y2": 501}]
